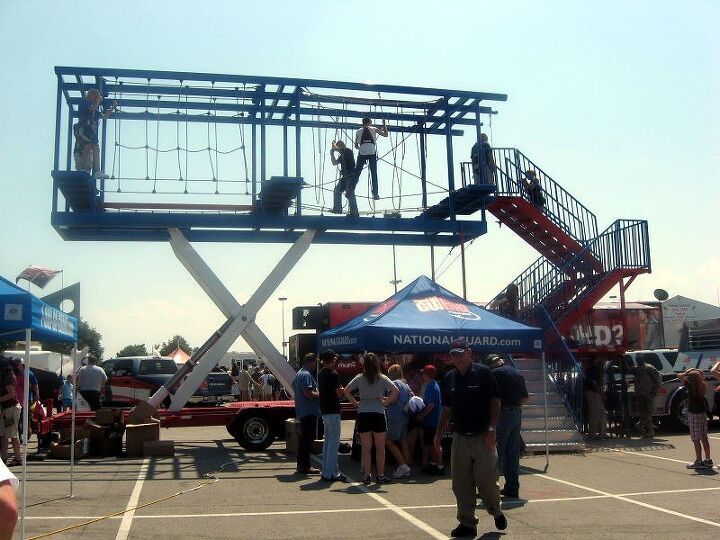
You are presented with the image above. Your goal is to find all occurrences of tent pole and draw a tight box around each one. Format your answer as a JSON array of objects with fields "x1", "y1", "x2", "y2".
[
  {"x1": 21, "y1": 328, "x2": 31, "y2": 540},
  {"x1": 542, "y1": 351, "x2": 549, "y2": 471},
  {"x1": 70, "y1": 346, "x2": 78, "y2": 498}
]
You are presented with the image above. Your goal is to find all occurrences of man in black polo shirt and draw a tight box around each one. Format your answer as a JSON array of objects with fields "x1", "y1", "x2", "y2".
[
  {"x1": 435, "y1": 339, "x2": 507, "y2": 537},
  {"x1": 485, "y1": 354, "x2": 528, "y2": 499},
  {"x1": 330, "y1": 140, "x2": 358, "y2": 217}
]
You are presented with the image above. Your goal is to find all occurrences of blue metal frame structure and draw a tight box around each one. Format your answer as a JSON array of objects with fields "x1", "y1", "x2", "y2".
[{"x1": 51, "y1": 67, "x2": 506, "y2": 246}]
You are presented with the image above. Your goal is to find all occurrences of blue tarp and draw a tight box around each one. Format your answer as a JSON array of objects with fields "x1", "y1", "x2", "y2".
[
  {"x1": 318, "y1": 276, "x2": 543, "y2": 354},
  {"x1": 0, "y1": 275, "x2": 78, "y2": 343}
]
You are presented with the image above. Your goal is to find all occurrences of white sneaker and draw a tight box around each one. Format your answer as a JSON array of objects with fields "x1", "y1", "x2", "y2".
[
  {"x1": 392, "y1": 464, "x2": 411, "y2": 478},
  {"x1": 94, "y1": 171, "x2": 110, "y2": 180}
]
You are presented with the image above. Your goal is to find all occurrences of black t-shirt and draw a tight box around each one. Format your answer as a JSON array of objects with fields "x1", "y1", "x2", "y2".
[
  {"x1": 441, "y1": 363, "x2": 500, "y2": 434},
  {"x1": 687, "y1": 390, "x2": 708, "y2": 415},
  {"x1": 0, "y1": 369, "x2": 18, "y2": 409},
  {"x1": 491, "y1": 365, "x2": 528, "y2": 407},
  {"x1": 318, "y1": 367, "x2": 342, "y2": 415},
  {"x1": 339, "y1": 148, "x2": 355, "y2": 178},
  {"x1": 584, "y1": 365, "x2": 604, "y2": 392}
]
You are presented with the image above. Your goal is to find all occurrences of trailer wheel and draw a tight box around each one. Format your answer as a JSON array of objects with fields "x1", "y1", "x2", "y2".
[
  {"x1": 228, "y1": 413, "x2": 275, "y2": 451},
  {"x1": 662, "y1": 395, "x2": 690, "y2": 432}
]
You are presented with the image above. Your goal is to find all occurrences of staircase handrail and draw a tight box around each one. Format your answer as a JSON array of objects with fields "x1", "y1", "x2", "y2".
[
  {"x1": 493, "y1": 148, "x2": 599, "y2": 243},
  {"x1": 538, "y1": 306, "x2": 585, "y2": 430},
  {"x1": 491, "y1": 219, "x2": 650, "y2": 317}
]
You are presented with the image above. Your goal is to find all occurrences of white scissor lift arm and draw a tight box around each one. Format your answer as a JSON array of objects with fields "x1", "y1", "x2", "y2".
[{"x1": 132, "y1": 228, "x2": 315, "y2": 421}]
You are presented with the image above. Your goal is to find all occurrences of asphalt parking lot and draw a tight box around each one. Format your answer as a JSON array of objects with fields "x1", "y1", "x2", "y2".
[{"x1": 15, "y1": 423, "x2": 720, "y2": 539}]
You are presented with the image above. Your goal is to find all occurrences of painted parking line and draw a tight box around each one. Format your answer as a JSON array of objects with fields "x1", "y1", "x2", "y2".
[
  {"x1": 532, "y1": 472, "x2": 720, "y2": 528},
  {"x1": 311, "y1": 457, "x2": 448, "y2": 540},
  {"x1": 24, "y1": 485, "x2": 720, "y2": 521},
  {"x1": 114, "y1": 458, "x2": 150, "y2": 540},
  {"x1": 612, "y1": 449, "x2": 696, "y2": 465}
]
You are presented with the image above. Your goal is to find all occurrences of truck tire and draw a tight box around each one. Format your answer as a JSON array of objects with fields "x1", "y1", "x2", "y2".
[
  {"x1": 228, "y1": 413, "x2": 275, "y2": 451},
  {"x1": 662, "y1": 394, "x2": 690, "y2": 432}
]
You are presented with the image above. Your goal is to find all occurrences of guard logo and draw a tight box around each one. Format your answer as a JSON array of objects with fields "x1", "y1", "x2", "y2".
[
  {"x1": 413, "y1": 296, "x2": 480, "y2": 321},
  {"x1": 363, "y1": 299, "x2": 398, "y2": 321}
]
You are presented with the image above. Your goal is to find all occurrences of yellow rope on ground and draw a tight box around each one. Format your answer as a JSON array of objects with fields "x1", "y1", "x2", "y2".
[{"x1": 27, "y1": 459, "x2": 245, "y2": 540}]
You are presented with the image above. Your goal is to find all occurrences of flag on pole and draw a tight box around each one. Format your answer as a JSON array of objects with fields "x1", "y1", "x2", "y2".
[{"x1": 15, "y1": 266, "x2": 62, "y2": 289}]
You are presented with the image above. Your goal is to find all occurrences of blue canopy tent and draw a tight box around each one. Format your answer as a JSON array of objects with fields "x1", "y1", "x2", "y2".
[
  {"x1": 318, "y1": 275, "x2": 543, "y2": 354},
  {"x1": 318, "y1": 275, "x2": 550, "y2": 465},
  {"x1": 0, "y1": 275, "x2": 78, "y2": 538}
]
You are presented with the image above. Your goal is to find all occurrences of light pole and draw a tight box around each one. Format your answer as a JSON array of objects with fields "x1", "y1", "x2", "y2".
[{"x1": 278, "y1": 297, "x2": 288, "y2": 358}]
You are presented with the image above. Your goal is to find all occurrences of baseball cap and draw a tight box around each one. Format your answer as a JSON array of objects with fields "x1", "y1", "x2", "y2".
[
  {"x1": 483, "y1": 353, "x2": 503, "y2": 366},
  {"x1": 421, "y1": 364, "x2": 437, "y2": 377},
  {"x1": 449, "y1": 337, "x2": 468, "y2": 355}
]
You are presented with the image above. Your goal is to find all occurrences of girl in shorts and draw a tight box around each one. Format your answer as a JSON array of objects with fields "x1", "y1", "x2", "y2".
[
  {"x1": 344, "y1": 353, "x2": 398, "y2": 484},
  {"x1": 679, "y1": 369, "x2": 713, "y2": 469}
]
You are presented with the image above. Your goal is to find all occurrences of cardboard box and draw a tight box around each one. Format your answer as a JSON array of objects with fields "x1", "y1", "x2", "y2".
[
  {"x1": 94, "y1": 408, "x2": 122, "y2": 425},
  {"x1": 285, "y1": 418, "x2": 300, "y2": 454},
  {"x1": 50, "y1": 438, "x2": 89, "y2": 460},
  {"x1": 58, "y1": 425, "x2": 86, "y2": 442},
  {"x1": 125, "y1": 421, "x2": 160, "y2": 457},
  {"x1": 143, "y1": 440, "x2": 175, "y2": 457}
]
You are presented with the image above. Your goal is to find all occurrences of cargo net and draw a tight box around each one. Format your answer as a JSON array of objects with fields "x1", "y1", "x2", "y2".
[{"x1": 81, "y1": 76, "x2": 455, "y2": 216}]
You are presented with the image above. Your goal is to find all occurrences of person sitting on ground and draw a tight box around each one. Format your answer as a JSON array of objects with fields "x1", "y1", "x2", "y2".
[
  {"x1": 679, "y1": 369, "x2": 713, "y2": 470},
  {"x1": 329, "y1": 140, "x2": 358, "y2": 217},
  {"x1": 75, "y1": 355, "x2": 107, "y2": 411},
  {"x1": 522, "y1": 170, "x2": 545, "y2": 208},
  {"x1": 384, "y1": 363, "x2": 413, "y2": 479},
  {"x1": 0, "y1": 359, "x2": 22, "y2": 467},
  {"x1": 413, "y1": 365, "x2": 444, "y2": 476},
  {"x1": 470, "y1": 133, "x2": 496, "y2": 184},
  {"x1": 344, "y1": 353, "x2": 398, "y2": 484},
  {"x1": 0, "y1": 459, "x2": 18, "y2": 540},
  {"x1": 77, "y1": 89, "x2": 117, "y2": 180},
  {"x1": 61, "y1": 374, "x2": 74, "y2": 412},
  {"x1": 353, "y1": 117, "x2": 389, "y2": 201}
]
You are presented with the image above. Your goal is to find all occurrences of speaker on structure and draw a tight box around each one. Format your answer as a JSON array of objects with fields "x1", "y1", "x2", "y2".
[
  {"x1": 288, "y1": 333, "x2": 318, "y2": 369},
  {"x1": 292, "y1": 305, "x2": 323, "y2": 330}
]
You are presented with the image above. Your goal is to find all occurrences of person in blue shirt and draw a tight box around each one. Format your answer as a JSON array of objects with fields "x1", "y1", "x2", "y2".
[
  {"x1": 75, "y1": 89, "x2": 117, "y2": 179},
  {"x1": 61, "y1": 375, "x2": 74, "y2": 412},
  {"x1": 414, "y1": 364, "x2": 444, "y2": 475},
  {"x1": 292, "y1": 353, "x2": 321, "y2": 474}
]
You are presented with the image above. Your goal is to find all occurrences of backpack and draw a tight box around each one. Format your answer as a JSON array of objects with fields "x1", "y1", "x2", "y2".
[{"x1": 360, "y1": 127, "x2": 374, "y2": 145}]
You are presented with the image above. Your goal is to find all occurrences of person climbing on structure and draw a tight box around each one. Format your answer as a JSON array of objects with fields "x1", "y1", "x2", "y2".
[
  {"x1": 76, "y1": 88, "x2": 117, "y2": 180},
  {"x1": 329, "y1": 140, "x2": 358, "y2": 217},
  {"x1": 353, "y1": 117, "x2": 388, "y2": 201}
]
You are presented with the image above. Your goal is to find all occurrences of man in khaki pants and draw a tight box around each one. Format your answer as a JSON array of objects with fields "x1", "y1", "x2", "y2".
[{"x1": 435, "y1": 339, "x2": 507, "y2": 537}]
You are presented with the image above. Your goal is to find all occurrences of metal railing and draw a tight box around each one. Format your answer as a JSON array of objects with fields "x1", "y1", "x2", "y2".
[
  {"x1": 490, "y1": 219, "x2": 650, "y2": 326},
  {"x1": 538, "y1": 307, "x2": 584, "y2": 430},
  {"x1": 460, "y1": 148, "x2": 598, "y2": 243}
]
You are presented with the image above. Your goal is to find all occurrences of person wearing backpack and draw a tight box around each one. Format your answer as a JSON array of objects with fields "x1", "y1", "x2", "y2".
[
  {"x1": 385, "y1": 364, "x2": 412, "y2": 479},
  {"x1": 352, "y1": 117, "x2": 389, "y2": 201}
]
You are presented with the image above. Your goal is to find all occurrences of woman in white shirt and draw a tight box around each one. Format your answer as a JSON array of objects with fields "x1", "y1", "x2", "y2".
[{"x1": 344, "y1": 353, "x2": 398, "y2": 484}]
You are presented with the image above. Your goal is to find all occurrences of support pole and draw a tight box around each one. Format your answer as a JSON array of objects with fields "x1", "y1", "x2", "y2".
[
  {"x1": 419, "y1": 123, "x2": 427, "y2": 209},
  {"x1": 542, "y1": 351, "x2": 549, "y2": 472},
  {"x1": 430, "y1": 245, "x2": 436, "y2": 282},
  {"x1": 459, "y1": 232, "x2": 467, "y2": 300},
  {"x1": 157, "y1": 228, "x2": 316, "y2": 411},
  {"x1": 20, "y1": 328, "x2": 31, "y2": 540}
]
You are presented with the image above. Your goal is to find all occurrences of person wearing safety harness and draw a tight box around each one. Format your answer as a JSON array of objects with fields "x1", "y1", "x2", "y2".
[
  {"x1": 352, "y1": 117, "x2": 389, "y2": 201},
  {"x1": 329, "y1": 140, "x2": 358, "y2": 216}
]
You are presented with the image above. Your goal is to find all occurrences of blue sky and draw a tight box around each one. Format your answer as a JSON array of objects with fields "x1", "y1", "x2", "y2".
[{"x1": 1, "y1": 0, "x2": 718, "y2": 357}]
